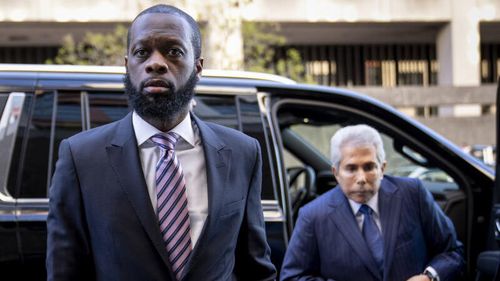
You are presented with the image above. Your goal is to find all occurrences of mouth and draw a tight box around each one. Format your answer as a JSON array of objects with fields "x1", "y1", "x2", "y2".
[
  {"x1": 143, "y1": 79, "x2": 172, "y2": 94},
  {"x1": 352, "y1": 191, "x2": 366, "y2": 196}
]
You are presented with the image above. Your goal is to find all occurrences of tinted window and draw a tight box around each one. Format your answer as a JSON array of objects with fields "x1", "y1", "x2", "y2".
[
  {"x1": 238, "y1": 95, "x2": 278, "y2": 201},
  {"x1": 88, "y1": 92, "x2": 129, "y2": 128},
  {"x1": 51, "y1": 92, "x2": 82, "y2": 181},
  {"x1": 193, "y1": 95, "x2": 238, "y2": 129},
  {"x1": 9, "y1": 91, "x2": 83, "y2": 198},
  {"x1": 277, "y1": 102, "x2": 466, "y2": 240},
  {"x1": 194, "y1": 94, "x2": 277, "y2": 200},
  {"x1": 8, "y1": 92, "x2": 52, "y2": 198}
]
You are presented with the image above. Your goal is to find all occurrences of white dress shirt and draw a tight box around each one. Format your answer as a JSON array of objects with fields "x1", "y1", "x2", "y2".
[{"x1": 132, "y1": 111, "x2": 208, "y2": 247}]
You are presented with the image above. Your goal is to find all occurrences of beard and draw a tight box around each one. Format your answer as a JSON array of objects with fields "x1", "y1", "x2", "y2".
[{"x1": 124, "y1": 70, "x2": 198, "y2": 121}]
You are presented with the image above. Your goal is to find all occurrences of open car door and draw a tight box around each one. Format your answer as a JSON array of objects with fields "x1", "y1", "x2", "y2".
[{"x1": 475, "y1": 78, "x2": 500, "y2": 281}]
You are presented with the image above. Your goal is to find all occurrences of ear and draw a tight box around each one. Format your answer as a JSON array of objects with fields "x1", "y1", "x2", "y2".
[
  {"x1": 195, "y1": 57, "x2": 204, "y2": 79},
  {"x1": 124, "y1": 55, "x2": 128, "y2": 68},
  {"x1": 332, "y1": 166, "x2": 338, "y2": 179},
  {"x1": 380, "y1": 161, "x2": 387, "y2": 173}
]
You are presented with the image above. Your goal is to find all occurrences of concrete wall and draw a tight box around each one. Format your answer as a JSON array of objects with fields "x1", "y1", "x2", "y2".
[
  {"x1": 354, "y1": 85, "x2": 496, "y2": 106},
  {"x1": 418, "y1": 115, "x2": 495, "y2": 146},
  {"x1": 3, "y1": 0, "x2": 499, "y2": 22},
  {"x1": 244, "y1": 0, "x2": 452, "y2": 21},
  {"x1": 353, "y1": 85, "x2": 496, "y2": 146}
]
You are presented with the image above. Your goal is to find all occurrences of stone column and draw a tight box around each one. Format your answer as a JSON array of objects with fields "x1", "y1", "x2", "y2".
[
  {"x1": 437, "y1": 0, "x2": 480, "y2": 86},
  {"x1": 200, "y1": 0, "x2": 245, "y2": 70}
]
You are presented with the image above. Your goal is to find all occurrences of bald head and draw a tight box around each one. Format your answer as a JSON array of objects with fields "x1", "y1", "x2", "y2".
[{"x1": 127, "y1": 4, "x2": 202, "y2": 59}]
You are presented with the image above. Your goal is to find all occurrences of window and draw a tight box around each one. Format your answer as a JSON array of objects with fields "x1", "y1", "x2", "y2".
[
  {"x1": 194, "y1": 94, "x2": 277, "y2": 200},
  {"x1": 9, "y1": 91, "x2": 83, "y2": 198},
  {"x1": 10, "y1": 90, "x2": 133, "y2": 198},
  {"x1": 88, "y1": 92, "x2": 130, "y2": 128},
  {"x1": 8, "y1": 92, "x2": 53, "y2": 198},
  {"x1": 275, "y1": 102, "x2": 462, "y2": 224},
  {"x1": 276, "y1": 44, "x2": 437, "y2": 86},
  {"x1": 286, "y1": 111, "x2": 459, "y2": 193},
  {"x1": 51, "y1": 92, "x2": 82, "y2": 179},
  {"x1": 238, "y1": 95, "x2": 278, "y2": 201},
  {"x1": 193, "y1": 95, "x2": 239, "y2": 129}
]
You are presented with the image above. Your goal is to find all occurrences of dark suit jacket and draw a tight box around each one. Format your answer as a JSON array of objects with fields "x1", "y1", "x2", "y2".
[
  {"x1": 46, "y1": 112, "x2": 276, "y2": 281},
  {"x1": 280, "y1": 176, "x2": 464, "y2": 281}
]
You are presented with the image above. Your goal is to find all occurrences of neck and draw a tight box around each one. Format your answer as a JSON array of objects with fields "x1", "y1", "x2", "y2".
[{"x1": 141, "y1": 107, "x2": 189, "y2": 132}]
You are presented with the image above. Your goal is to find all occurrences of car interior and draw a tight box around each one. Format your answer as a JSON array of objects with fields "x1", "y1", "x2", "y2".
[{"x1": 275, "y1": 102, "x2": 468, "y2": 245}]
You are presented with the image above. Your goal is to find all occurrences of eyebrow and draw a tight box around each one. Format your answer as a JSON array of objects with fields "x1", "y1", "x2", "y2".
[
  {"x1": 344, "y1": 161, "x2": 377, "y2": 167},
  {"x1": 131, "y1": 35, "x2": 187, "y2": 49}
]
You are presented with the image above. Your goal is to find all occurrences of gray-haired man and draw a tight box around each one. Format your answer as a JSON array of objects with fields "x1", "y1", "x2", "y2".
[{"x1": 280, "y1": 124, "x2": 463, "y2": 281}]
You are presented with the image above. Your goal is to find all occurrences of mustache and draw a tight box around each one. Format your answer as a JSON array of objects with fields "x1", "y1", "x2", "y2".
[{"x1": 139, "y1": 78, "x2": 174, "y2": 91}]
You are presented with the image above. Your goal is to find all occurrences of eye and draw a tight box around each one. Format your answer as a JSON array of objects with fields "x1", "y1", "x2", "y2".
[
  {"x1": 167, "y1": 48, "x2": 184, "y2": 57},
  {"x1": 363, "y1": 163, "x2": 377, "y2": 172},
  {"x1": 133, "y1": 48, "x2": 148, "y2": 58},
  {"x1": 345, "y1": 165, "x2": 357, "y2": 173}
]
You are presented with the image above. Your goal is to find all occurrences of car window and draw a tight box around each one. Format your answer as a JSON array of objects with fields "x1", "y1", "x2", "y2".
[
  {"x1": 276, "y1": 100, "x2": 467, "y2": 245},
  {"x1": 193, "y1": 95, "x2": 239, "y2": 129},
  {"x1": 2, "y1": 93, "x2": 30, "y2": 198},
  {"x1": 289, "y1": 121, "x2": 459, "y2": 193},
  {"x1": 237, "y1": 95, "x2": 279, "y2": 201},
  {"x1": 8, "y1": 92, "x2": 53, "y2": 198},
  {"x1": 53, "y1": 92, "x2": 83, "y2": 157},
  {"x1": 193, "y1": 94, "x2": 277, "y2": 200},
  {"x1": 8, "y1": 90, "x2": 134, "y2": 199},
  {"x1": 276, "y1": 102, "x2": 460, "y2": 204},
  {"x1": 7, "y1": 91, "x2": 83, "y2": 198},
  {"x1": 88, "y1": 92, "x2": 130, "y2": 128}
]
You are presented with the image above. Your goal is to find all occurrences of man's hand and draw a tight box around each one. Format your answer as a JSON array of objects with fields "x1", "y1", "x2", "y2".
[{"x1": 406, "y1": 275, "x2": 431, "y2": 281}]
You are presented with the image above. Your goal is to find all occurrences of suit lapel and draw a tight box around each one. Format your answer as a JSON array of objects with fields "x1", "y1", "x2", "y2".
[
  {"x1": 105, "y1": 113, "x2": 175, "y2": 277},
  {"x1": 329, "y1": 187, "x2": 383, "y2": 280},
  {"x1": 182, "y1": 115, "x2": 230, "y2": 276},
  {"x1": 378, "y1": 177, "x2": 401, "y2": 277}
]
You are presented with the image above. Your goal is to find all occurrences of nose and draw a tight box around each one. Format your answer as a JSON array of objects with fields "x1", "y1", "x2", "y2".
[
  {"x1": 355, "y1": 170, "x2": 367, "y2": 185},
  {"x1": 145, "y1": 51, "x2": 168, "y2": 74}
]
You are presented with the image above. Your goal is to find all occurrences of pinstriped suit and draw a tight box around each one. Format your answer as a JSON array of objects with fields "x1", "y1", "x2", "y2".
[{"x1": 280, "y1": 176, "x2": 464, "y2": 281}]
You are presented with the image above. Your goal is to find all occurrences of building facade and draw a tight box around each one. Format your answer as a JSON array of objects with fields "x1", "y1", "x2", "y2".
[{"x1": 0, "y1": 0, "x2": 497, "y2": 145}]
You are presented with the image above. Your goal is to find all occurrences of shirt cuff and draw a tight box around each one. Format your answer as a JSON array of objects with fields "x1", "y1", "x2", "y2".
[{"x1": 424, "y1": 266, "x2": 440, "y2": 281}]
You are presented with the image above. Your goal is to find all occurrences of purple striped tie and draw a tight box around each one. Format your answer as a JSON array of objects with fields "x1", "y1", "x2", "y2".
[{"x1": 151, "y1": 132, "x2": 191, "y2": 281}]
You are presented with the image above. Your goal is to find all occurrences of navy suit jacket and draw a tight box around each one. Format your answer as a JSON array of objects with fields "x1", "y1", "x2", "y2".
[
  {"x1": 46, "y1": 112, "x2": 276, "y2": 281},
  {"x1": 280, "y1": 176, "x2": 464, "y2": 281}
]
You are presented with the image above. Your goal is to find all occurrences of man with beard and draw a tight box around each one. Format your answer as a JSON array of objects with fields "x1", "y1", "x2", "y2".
[
  {"x1": 280, "y1": 125, "x2": 464, "y2": 281},
  {"x1": 46, "y1": 4, "x2": 276, "y2": 281}
]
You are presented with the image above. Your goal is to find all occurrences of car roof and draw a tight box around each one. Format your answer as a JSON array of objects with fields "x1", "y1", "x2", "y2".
[{"x1": 0, "y1": 63, "x2": 297, "y2": 85}]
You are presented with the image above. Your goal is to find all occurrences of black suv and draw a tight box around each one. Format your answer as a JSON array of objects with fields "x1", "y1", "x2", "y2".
[{"x1": 0, "y1": 64, "x2": 498, "y2": 280}]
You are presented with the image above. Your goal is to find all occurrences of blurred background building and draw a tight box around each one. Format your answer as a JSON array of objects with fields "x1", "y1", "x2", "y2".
[{"x1": 0, "y1": 0, "x2": 497, "y2": 149}]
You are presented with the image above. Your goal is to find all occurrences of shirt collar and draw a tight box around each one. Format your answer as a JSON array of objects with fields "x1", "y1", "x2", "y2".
[
  {"x1": 132, "y1": 111, "x2": 195, "y2": 147},
  {"x1": 348, "y1": 191, "x2": 380, "y2": 217}
]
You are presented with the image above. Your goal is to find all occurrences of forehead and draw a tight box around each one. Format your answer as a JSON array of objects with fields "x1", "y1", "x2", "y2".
[
  {"x1": 339, "y1": 144, "x2": 377, "y2": 163},
  {"x1": 129, "y1": 13, "x2": 192, "y2": 45}
]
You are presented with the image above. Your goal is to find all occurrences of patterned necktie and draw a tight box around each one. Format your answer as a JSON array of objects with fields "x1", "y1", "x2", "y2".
[
  {"x1": 151, "y1": 132, "x2": 191, "y2": 281},
  {"x1": 358, "y1": 204, "x2": 384, "y2": 274}
]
